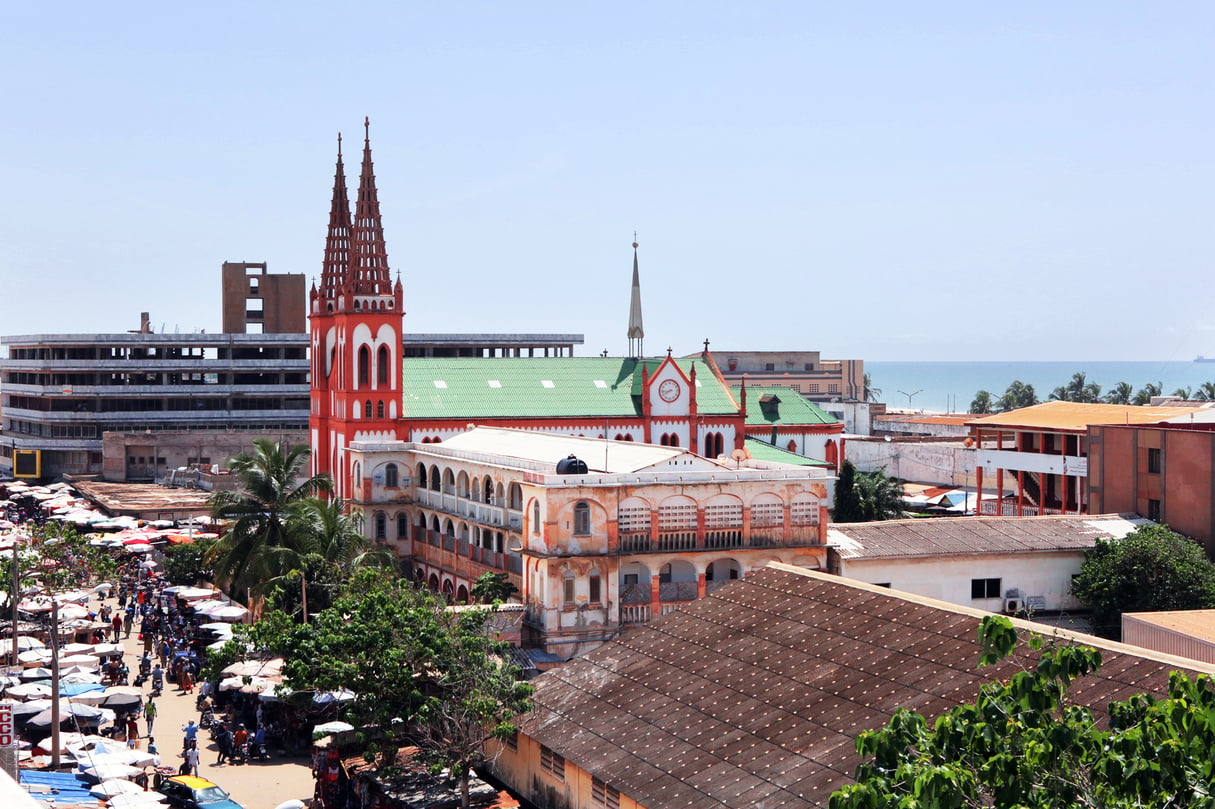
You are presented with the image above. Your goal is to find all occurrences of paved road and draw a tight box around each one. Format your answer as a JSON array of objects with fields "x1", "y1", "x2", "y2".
[{"x1": 111, "y1": 592, "x2": 316, "y2": 809}]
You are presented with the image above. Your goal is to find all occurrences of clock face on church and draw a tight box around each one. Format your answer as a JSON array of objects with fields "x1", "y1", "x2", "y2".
[{"x1": 658, "y1": 379, "x2": 680, "y2": 402}]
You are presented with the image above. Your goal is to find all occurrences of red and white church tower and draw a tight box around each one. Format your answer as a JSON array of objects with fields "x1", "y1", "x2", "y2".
[{"x1": 309, "y1": 119, "x2": 405, "y2": 496}]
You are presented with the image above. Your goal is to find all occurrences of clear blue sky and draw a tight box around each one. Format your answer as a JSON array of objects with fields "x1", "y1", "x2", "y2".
[{"x1": 3, "y1": 3, "x2": 1212, "y2": 361}]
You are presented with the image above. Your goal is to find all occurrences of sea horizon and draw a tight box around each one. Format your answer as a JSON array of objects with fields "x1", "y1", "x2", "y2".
[{"x1": 866, "y1": 360, "x2": 1215, "y2": 414}]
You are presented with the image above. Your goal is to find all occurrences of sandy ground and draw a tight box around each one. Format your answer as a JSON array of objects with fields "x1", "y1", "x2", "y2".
[{"x1": 111, "y1": 593, "x2": 316, "y2": 809}]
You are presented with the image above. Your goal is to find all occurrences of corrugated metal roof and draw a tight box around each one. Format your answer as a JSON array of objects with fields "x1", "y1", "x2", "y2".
[
  {"x1": 401, "y1": 357, "x2": 740, "y2": 419},
  {"x1": 829, "y1": 513, "x2": 1150, "y2": 560},
  {"x1": 736, "y1": 387, "x2": 839, "y2": 427},
  {"x1": 967, "y1": 401, "x2": 1180, "y2": 431},
  {"x1": 513, "y1": 564, "x2": 1207, "y2": 809},
  {"x1": 1124, "y1": 609, "x2": 1215, "y2": 642},
  {"x1": 743, "y1": 438, "x2": 831, "y2": 467}
]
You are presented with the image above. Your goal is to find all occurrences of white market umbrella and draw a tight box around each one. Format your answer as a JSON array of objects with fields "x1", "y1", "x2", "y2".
[
  {"x1": 109, "y1": 793, "x2": 170, "y2": 808},
  {"x1": 21, "y1": 666, "x2": 54, "y2": 679},
  {"x1": 199, "y1": 622, "x2": 233, "y2": 633},
  {"x1": 90, "y1": 642, "x2": 126, "y2": 657},
  {"x1": 214, "y1": 605, "x2": 249, "y2": 621},
  {"x1": 5, "y1": 681, "x2": 52, "y2": 699},
  {"x1": 81, "y1": 761, "x2": 143, "y2": 781},
  {"x1": 18, "y1": 650, "x2": 53, "y2": 665},
  {"x1": 59, "y1": 654, "x2": 100, "y2": 667},
  {"x1": 11, "y1": 636, "x2": 45, "y2": 651},
  {"x1": 313, "y1": 720, "x2": 354, "y2": 735},
  {"x1": 91, "y1": 779, "x2": 147, "y2": 798}
]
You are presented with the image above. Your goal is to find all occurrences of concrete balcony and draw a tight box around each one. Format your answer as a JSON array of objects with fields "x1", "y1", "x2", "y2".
[{"x1": 617, "y1": 525, "x2": 820, "y2": 554}]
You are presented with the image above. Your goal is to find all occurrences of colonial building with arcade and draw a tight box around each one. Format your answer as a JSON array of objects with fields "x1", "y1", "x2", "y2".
[{"x1": 308, "y1": 122, "x2": 838, "y2": 652}]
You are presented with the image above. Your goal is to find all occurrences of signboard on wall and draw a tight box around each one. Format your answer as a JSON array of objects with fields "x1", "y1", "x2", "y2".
[{"x1": 13, "y1": 450, "x2": 40, "y2": 479}]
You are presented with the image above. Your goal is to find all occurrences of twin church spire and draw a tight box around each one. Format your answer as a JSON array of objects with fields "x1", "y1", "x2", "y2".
[{"x1": 315, "y1": 118, "x2": 401, "y2": 311}]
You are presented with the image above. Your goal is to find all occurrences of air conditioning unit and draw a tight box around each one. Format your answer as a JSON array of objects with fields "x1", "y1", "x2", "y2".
[{"x1": 1004, "y1": 598, "x2": 1024, "y2": 615}]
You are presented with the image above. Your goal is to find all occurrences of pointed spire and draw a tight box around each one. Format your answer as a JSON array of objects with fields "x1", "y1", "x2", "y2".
[
  {"x1": 627, "y1": 234, "x2": 644, "y2": 358},
  {"x1": 320, "y1": 132, "x2": 353, "y2": 302},
  {"x1": 350, "y1": 117, "x2": 392, "y2": 295}
]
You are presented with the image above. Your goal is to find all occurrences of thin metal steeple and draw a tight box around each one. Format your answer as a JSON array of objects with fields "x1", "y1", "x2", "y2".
[
  {"x1": 627, "y1": 234, "x2": 644, "y2": 358},
  {"x1": 350, "y1": 117, "x2": 392, "y2": 295}
]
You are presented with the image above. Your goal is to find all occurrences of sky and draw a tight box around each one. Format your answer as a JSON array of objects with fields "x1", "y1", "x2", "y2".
[{"x1": 3, "y1": 3, "x2": 1213, "y2": 362}]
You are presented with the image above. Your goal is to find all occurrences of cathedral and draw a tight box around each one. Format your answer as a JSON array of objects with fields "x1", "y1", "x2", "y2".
[{"x1": 309, "y1": 121, "x2": 764, "y2": 499}]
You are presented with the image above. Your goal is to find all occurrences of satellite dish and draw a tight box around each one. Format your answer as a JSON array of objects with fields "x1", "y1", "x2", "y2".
[{"x1": 730, "y1": 449, "x2": 747, "y2": 465}]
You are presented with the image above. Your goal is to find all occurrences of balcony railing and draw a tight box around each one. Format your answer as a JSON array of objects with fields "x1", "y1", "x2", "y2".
[
  {"x1": 414, "y1": 528, "x2": 519, "y2": 576},
  {"x1": 978, "y1": 501, "x2": 1065, "y2": 517},
  {"x1": 617, "y1": 526, "x2": 820, "y2": 554},
  {"x1": 621, "y1": 604, "x2": 651, "y2": 625}
]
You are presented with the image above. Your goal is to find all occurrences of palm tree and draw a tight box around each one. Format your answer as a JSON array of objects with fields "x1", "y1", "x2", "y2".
[
  {"x1": 1173, "y1": 386, "x2": 1192, "y2": 401},
  {"x1": 855, "y1": 468, "x2": 906, "y2": 521},
  {"x1": 206, "y1": 438, "x2": 332, "y2": 599},
  {"x1": 969, "y1": 390, "x2": 994, "y2": 415},
  {"x1": 997, "y1": 380, "x2": 1038, "y2": 412},
  {"x1": 1196, "y1": 381, "x2": 1215, "y2": 402},
  {"x1": 1051, "y1": 372, "x2": 1101, "y2": 403},
  {"x1": 863, "y1": 373, "x2": 882, "y2": 403},
  {"x1": 1104, "y1": 381, "x2": 1134, "y2": 405},
  {"x1": 1132, "y1": 381, "x2": 1163, "y2": 406},
  {"x1": 263, "y1": 497, "x2": 397, "y2": 620}
]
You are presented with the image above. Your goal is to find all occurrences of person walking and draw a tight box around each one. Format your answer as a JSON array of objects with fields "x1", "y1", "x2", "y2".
[
  {"x1": 184, "y1": 743, "x2": 200, "y2": 776},
  {"x1": 111, "y1": 614, "x2": 123, "y2": 643},
  {"x1": 144, "y1": 698, "x2": 157, "y2": 736},
  {"x1": 123, "y1": 605, "x2": 135, "y2": 638},
  {"x1": 215, "y1": 724, "x2": 232, "y2": 766}
]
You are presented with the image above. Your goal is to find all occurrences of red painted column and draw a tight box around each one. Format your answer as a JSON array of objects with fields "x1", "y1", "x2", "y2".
[{"x1": 697, "y1": 573, "x2": 706, "y2": 599}]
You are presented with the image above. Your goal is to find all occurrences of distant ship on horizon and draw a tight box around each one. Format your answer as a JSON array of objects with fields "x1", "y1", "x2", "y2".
[{"x1": 1197, "y1": 355, "x2": 1215, "y2": 363}]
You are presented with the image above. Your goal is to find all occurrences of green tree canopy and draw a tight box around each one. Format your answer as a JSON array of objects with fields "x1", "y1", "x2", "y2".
[
  {"x1": 1071, "y1": 524, "x2": 1215, "y2": 639},
  {"x1": 833, "y1": 461, "x2": 904, "y2": 523},
  {"x1": 206, "y1": 438, "x2": 332, "y2": 598},
  {"x1": 261, "y1": 497, "x2": 397, "y2": 619},
  {"x1": 1132, "y1": 381, "x2": 1163, "y2": 406},
  {"x1": 161, "y1": 537, "x2": 217, "y2": 586},
  {"x1": 996, "y1": 379, "x2": 1038, "y2": 412},
  {"x1": 969, "y1": 390, "x2": 994, "y2": 415},
  {"x1": 1104, "y1": 380, "x2": 1134, "y2": 405},
  {"x1": 831, "y1": 615, "x2": 1215, "y2": 809},
  {"x1": 239, "y1": 571, "x2": 533, "y2": 809}
]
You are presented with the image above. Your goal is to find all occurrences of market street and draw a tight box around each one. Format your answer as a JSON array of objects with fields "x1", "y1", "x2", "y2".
[{"x1": 109, "y1": 590, "x2": 316, "y2": 809}]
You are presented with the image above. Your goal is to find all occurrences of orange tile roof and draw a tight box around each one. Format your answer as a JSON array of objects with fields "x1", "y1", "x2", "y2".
[{"x1": 966, "y1": 401, "x2": 1180, "y2": 432}]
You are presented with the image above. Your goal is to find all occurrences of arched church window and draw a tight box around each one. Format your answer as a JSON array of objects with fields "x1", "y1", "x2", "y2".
[
  {"x1": 378, "y1": 345, "x2": 389, "y2": 385},
  {"x1": 358, "y1": 346, "x2": 370, "y2": 387}
]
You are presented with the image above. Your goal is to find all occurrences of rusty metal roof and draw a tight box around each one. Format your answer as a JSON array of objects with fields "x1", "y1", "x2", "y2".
[
  {"x1": 828, "y1": 513, "x2": 1151, "y2": 560},
  {"x1": 515, "y1": 564, "x2": 1210, "y2": 808},
  {"x1": 966, "y1": 400, "x2": 1180, "y2": 431}
]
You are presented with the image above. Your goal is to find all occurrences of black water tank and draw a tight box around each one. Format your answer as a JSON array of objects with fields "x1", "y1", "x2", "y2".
[{"x1": 556, "y1": 454, "x2": 588, "y2": 474}]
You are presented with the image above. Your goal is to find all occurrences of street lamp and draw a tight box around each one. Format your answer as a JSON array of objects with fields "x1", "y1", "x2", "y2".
[{"x1": 897, "y1": 389, "x2": 923, "y2": 409}]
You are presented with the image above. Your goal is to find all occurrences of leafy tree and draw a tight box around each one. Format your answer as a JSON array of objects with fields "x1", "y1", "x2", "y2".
[
  {"x1": 1071, "y1": 524, "x2": 1215, "y2": 639},
  {"x1": 0, "y1": 523, "x2": 117, "y2": 613},
  {"x1": 1104, "y1": 380, "x2": 1134, "y2": 405},
  {"x1": 245, "y1": 571, "x2": 533, "y2": 809},
  {"x1": 996, "y1": 380, "x2": 1037, "y2": 412},
  {"x1": 854, "y1": 467, "x2": 906, "y2": 521},
  {"x1": 206, "y1": 438, "x2": 332, "y2": 599},
  {"x1": 1132, "y1": 381, "x2": 1163, "y2": 406},
  {"x1": 969, "y1": 390, "x2": 994, "y2": 415},
  {"x1": 831, "y1": 615, "x2": 1215, "y2": 809},
  {"x1": 261, "y1": 497, "x2": 397, "y2": 619},
  {"x1": 832, "y1": 460, "x2": 863, "y2": 522},
  {"x1": 161, "y1": 537, "x2": 216, "y2": 586},
  {"x1": 834, "y1": 462, "x2": 904, "y2": 523},
  {"x1": 470, "y1": 572, "x2": 519, "y2": 604}
]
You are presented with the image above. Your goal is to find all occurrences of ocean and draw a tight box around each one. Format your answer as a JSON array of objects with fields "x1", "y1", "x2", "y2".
[{"x1": 866, "y1": 361, "x2": 1215, "y2": 414}]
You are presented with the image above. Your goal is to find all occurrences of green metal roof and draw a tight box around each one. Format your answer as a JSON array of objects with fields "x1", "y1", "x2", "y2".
[
  {"x1": 402, "y1": 357, "x2": 741, "y2": 420},
  {"x1": 736, "y1": 386, "x2": 840, "y2": 427},
  {"x1": 743, "y1": 437, "x2": 832, "y2": 467}
]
